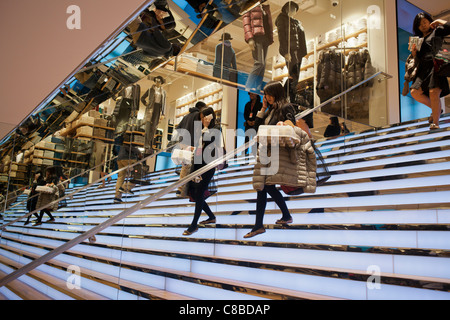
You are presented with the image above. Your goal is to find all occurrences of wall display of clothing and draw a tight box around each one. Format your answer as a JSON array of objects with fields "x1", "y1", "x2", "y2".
[
  {"x1": 272, "y1": 15, "x2": 373, "y2": 120},
  {"x1": 175, "y1": 82, "x2": 223, "y2": 125}
]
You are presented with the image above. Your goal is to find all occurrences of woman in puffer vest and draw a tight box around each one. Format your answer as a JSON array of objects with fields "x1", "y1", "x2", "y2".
[{"x1": 245, "y1": 81, "x2": 316, "y2": 238}]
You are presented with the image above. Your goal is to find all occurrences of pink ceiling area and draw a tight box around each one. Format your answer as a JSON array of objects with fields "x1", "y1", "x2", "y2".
[{"x1": 0, "y1": 0, "x2": 149, "y2": 141}]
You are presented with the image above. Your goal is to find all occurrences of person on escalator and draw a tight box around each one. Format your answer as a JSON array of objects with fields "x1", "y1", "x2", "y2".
[{"x1": 183, "y1": 107, "x2": 219, "y2": 236}]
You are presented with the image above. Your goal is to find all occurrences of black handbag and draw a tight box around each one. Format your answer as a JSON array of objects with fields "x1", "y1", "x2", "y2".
[
  {"x1": 129, "y1": 163, "x2": 151, "y2": 185},
  {"x1": 433, "y1": 37, "x2": 450, "y2": 77}
]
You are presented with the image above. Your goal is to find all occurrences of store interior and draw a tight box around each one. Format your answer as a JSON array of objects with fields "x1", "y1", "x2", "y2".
[{"x1": 0, "y1": 0, "x2": 390, "y2": 195}]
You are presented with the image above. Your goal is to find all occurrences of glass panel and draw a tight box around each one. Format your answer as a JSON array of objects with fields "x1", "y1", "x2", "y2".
[{"x1": 0, "y1": 0, "x2": 392, "y2": 299}]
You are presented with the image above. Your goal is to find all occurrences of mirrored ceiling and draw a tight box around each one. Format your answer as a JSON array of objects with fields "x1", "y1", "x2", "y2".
[{"x1": 1, "y1": 0, "x2": 378, "y2": 159}]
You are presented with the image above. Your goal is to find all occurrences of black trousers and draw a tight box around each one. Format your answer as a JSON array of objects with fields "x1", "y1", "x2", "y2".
[
  {"x1": 188, "y1": 168, "x2": 216, "y2": 231},
  {"x1": 253, "y1": 185, "x2": 291, "y2": 230},
  {"x1": 38, "y1": 209, "x2": 54, "y2": 222}
]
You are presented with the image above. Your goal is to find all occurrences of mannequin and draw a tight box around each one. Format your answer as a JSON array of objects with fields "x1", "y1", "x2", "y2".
[
  {"x1": 213, "y1": 32, "x2": 237, "y2": 82},
  {"x1": 243, "y1": 4, "x2": 273, "y2": 91},
  {"x1": 141, "y1": 75, "x2": 167, "y2": 154},
  {"x1": 114, "y1": 83, "x2": 141, "y2": 135},
  {"x1": 276, "y1": 1, "x2": 307, "y2": 89}
]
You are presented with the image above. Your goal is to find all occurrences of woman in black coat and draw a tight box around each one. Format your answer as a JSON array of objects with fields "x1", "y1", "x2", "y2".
[
  {"x1": 410, "y1": 13, "x2": 450, "y2": 130},
  {"x1": 183, "y1": 107, "x2": 219, "y2": 236}
]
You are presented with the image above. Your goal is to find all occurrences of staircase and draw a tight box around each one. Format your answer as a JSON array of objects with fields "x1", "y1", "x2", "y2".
[{"x1": 1, "y1": 115, "x2": 449, "y2": 300}]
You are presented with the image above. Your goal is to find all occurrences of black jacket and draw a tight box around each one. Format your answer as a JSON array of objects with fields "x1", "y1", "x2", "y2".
[
  {"x1": 244, "y1": 96, "x2": 262, "y2": 129},
  {"x1": 176, "y1": 107, "x2": 201, "y2": 147},
  {"x1": 254, "y1": 103, "x2": 297, "y2": 133},
  {"x1": 275, "y1": 10, "x2": 307, "y2": 58}
]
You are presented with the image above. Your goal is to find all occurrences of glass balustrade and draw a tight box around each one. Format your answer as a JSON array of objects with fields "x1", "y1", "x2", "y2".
[{"x1": 0, "y1": 0, "x2": 393, "y2": 299}]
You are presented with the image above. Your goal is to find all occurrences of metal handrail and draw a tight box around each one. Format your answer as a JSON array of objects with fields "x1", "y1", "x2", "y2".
[{"x1": 0, "y1": 139, "x2": 254, "y2": 288}]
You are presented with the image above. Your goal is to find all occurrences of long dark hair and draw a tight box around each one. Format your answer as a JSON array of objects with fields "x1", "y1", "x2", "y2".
[
  {"x1": 201, "y1": 107, "x2": 216, "y2": 129},
  {"x1": 263, "y1": 81, "x2": 287, "y2": 109},
  {"x1": 413, "y1": 12, "x2": 433, "y2": 37}
]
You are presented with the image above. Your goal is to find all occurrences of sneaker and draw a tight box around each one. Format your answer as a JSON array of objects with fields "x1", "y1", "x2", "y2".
[{"x1": 114, "y1": 198, "x2": 123, "y2": 204}]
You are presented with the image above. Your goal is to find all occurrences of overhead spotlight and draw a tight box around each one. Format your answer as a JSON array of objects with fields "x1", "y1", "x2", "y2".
[{"x1": 331, "y1": 0, "x2": 339, "y2": 7}]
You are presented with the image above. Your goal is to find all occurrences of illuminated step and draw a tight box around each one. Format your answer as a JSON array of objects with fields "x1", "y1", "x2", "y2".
[
  {"x1": 321, "y1": 127, "x2": 450, "y2": 158},
  {"x1": 0, "y1": 238, "x2": 339, "y2": 300},
  {"x1": 3, "y1": 224, "x2": 449, "y2": 278},
  {"x1": 1, "y1": 232, "x2": 449, "y2": 300},
  {"x1": 0, "y1": 246, "x2": 194, "y2": 300},
  {"x1": 0, "y1": 251, "x2": 107, "y2": 300},
  {"x1": 315, "y1": 114, "x2": 450, "y2": 149}
]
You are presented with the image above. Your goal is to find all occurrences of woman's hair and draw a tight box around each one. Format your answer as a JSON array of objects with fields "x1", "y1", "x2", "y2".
[
  {"x1": 413, "y1": 12, "x2": 433, "y2": 36},
  {"x1": 330, "y1": 116, "x2": 340, "y2": 127},
  {"x1": 263, "y1": 81, "x2": 287, "y2": 108},
  {"x1": 201, "y1": 107, "x2": 216, "y2": 129}
]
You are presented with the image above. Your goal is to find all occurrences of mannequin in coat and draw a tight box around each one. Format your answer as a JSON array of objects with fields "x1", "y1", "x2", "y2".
[
  {"x1": 243, "y1": 4, "x2": 274, "y2": 91},
  {"x1": 114, "y1": 83, "x2": 141, "y2": 135},
  {"x1": 213, "y1": 32, "x2": 237, "y2": 82},
  {"x1": 276, "y1": 1, "x2": 307, "y2": 87},
  {"x1": 141, "y1": 75, "x2": 167, "y2": 154}
]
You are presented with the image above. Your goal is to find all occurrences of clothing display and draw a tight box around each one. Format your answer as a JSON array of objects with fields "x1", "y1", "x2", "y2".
[
  {"x1": 316, "y1": 48, "x2": 345, "y2": 104},
  {"x1": 243, "y1": 4, "x2": 273, "y2": 91},
  {"x1": 344, "y1": 49, "x2": 376, "y2": 120}
]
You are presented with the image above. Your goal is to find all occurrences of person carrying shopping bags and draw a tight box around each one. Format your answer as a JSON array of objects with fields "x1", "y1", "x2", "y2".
[{"x1": 245, "y1": 81, "x2": 316, "y2": 238}]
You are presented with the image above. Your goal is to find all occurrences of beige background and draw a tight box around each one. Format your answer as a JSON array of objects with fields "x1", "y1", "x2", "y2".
[{"x1": 0, "y1": 0, "x2": 150, "y2": 141}]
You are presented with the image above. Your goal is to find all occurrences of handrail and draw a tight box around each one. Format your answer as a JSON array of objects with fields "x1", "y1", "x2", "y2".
[
  {"x1": 0, "y1": 141, "x2": 179, "y2": 230},
  {"x1": 295, "y1": 71, "x2": 393, "y2": 121},
  {"x1": 0, "y1": 138, "x2": 254, "y2": 288}
]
